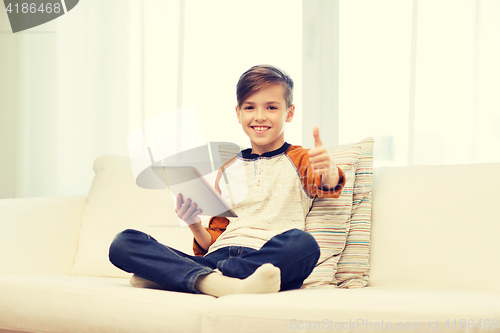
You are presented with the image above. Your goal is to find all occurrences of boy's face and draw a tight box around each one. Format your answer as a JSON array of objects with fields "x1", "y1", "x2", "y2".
[{"x1": 236, "y1": 84, "x2": 295, "y2": 155}]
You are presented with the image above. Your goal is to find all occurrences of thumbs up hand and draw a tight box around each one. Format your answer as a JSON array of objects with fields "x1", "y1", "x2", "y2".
[
  {"x1": 309, "y1": 127, "x2": 330, "y2": 176},
  {"x1": 309, "y1": 127, "x2": 339, "y2": 189}
]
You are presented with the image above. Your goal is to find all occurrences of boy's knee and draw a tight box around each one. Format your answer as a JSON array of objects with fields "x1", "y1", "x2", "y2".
[
  {"x1": 108, "y1": 229, "x2": 144, "y2": 266},
  {"x1": 285, "y1": 228, "x2": 317, "y2": 244},
  {"x1": 281, "y1": 229, "x2": 320, "y2": 254}
]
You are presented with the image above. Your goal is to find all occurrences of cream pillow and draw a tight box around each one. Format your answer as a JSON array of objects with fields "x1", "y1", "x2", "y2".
[
  {"x1": 71, "y1": 155, "x2": 194, "y2": 278},
  {"x1": 302, "y1": 137, "x2": 374, "y2": 288},
  {"x1": 301, "y1": 140, "x2": 363, "y2": 288},
  {"x1": 334, "y1": 137, "x2": 374, "y2": 288}
]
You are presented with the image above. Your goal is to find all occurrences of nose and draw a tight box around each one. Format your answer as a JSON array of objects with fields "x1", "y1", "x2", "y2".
[{"x1": 255, "y1": 108, "x2": 267, "y2": 121}]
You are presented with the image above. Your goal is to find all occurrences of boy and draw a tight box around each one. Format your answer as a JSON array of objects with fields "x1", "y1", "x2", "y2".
[{"x1": 109, "y1": 65, "x2": 345, "y2": 297}]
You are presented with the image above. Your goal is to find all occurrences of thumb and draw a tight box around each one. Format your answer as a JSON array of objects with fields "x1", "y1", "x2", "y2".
[{"x1": 313, "y1": 127, "x2": 322, "y2": 148}]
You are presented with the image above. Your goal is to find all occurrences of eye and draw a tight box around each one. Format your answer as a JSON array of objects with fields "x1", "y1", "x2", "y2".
[
  {"x1": 268, "y1": 106, "x2": 278, "y2": 110},
  {"x1": 244, "y1": 106, "x2": 254, "y2": 110}
]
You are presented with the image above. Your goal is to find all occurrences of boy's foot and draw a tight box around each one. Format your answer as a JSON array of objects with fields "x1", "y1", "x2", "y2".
[
  {"x1": 130, "y1": 274, "x2": 168, "y2": 290},
  {"x1": 195, "y1": 263, "x2": 281, "y2": 297},
  {"x1": 239, "y1": 263, "x2": 281, "y2": 294}
]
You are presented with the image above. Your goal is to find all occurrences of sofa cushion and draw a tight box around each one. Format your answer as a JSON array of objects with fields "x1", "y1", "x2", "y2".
[
  {"x1": 303, "y1": 137, "x2": 374, "y2": 289},
  {"x1": 334, "y1": 137, "x2": 374, "y2": 288},
  {"x1": 301, "y1": 142, "x2": 361, "y2": 288},
  {"x1": 369, "y1": 163, "x2": 500, "y2": 292},
  {"x1": 0, "y1": 275, "x2": 215, "y2": 333},
  {"x1": 202, "y1": 287, "x2": 500, "y2": 333},
  {"x1": 71, "y1": 155, "x2": 194, "y2": 278}
]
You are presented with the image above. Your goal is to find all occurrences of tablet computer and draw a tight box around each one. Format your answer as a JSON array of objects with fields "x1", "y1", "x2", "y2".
[{"x1": 151, "y1": 166, "x2": 237, "y2": 218}]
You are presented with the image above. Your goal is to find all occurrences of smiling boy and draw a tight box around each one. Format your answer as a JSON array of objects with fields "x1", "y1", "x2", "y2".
[{"x1": 109, "y1": 65, "x2": 346, "y2": 297}]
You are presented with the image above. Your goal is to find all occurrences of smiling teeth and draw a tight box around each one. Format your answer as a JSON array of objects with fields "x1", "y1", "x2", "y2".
[{"x1": 254, "y1": 127, "x2": 269, "y2": 131}]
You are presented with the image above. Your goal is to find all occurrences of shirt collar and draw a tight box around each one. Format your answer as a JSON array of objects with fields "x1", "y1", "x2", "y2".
[{"x1": 239, "y1": 142, "x2": 290, "y2": 160}]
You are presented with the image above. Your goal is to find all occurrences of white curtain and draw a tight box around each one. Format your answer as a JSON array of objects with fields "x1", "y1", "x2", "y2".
[
  {"x1": 0, "y1": 0, "x2": 183, "y2": 198},
  {"x1": 0, "y1": 0, "x2": 302, "y2": 199},
  {"x1": 338, "y1": 0, "x2": 500, "y2": 166}
]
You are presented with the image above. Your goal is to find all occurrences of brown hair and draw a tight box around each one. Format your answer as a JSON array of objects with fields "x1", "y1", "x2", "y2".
[{"x1": 236, "y1": 65, "x2": 294, "y2": 109}]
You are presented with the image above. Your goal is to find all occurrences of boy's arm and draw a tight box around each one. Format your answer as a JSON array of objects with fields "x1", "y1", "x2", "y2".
[
  {"x1": 308, "y1": 127, "x2": 346, "y2": 197},
  {"x1": 320, "y1": 165, "x2": 346, "y2": 197},
  {"x1": 176, "y1": 193, "x2": 227, "y2": 255},
  {"x1": 189, "y1": 223, "x2": 212, "y2": 252},
  {"x1": 289, "y1": 151, "x2": 345, "y2": 199},
  {"x1": 287, "y1": 129, "x2": 346, "y2": 199},
  {"x1": 320, "y1": 159, "x2": 340, "y2": 189},
  {"x1": 192, "y1": 216, "x2": 229, "y2": 256}
]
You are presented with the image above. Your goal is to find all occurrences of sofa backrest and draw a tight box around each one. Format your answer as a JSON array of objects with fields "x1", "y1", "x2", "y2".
[
  {"x1": 368, "y1": 163, "x2": 500, "y2": 292},
  {"x1": 70, "y1": 155, "x2": 195, "y2": 278},
  {"x1": 0, "y1": 196, "x2": 87, "y2": 275}
]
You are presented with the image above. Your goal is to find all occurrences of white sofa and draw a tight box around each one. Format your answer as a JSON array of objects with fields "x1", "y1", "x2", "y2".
[{"x1": 1, "y1": 154, "x2": 499, "y2": 333}]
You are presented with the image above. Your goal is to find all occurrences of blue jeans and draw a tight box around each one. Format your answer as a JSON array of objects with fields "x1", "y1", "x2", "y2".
[{"x1": 109, "y1": 228, "x2": 320, "y2": 294}]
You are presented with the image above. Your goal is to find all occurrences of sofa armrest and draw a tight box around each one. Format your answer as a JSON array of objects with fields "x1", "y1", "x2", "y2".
[{"x1": 0, "y1": 196, "x2": 87, "y2": 275}]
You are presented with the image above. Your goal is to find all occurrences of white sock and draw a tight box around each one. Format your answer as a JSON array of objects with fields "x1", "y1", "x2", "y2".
[{"x1": 195, "y1": 263, "x2": 281, "y2": 297}]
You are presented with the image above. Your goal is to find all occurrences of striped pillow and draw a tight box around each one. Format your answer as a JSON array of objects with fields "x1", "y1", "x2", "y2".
[
  {"x1": 301, "y1": 141, "x2": 362, "y2": 288},
  {"x1": 335, "y1": 137, "x2": 374, "y2": 288},
  {"x1": 302, "y1": 137, "x2": 374, "y2": 289}
]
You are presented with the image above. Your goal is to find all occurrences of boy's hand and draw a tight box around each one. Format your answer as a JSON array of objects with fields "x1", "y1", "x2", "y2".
[
  {"x1": 175, "y1": 193, "x2": 203, "y2": 226},
  {"x1": 309, "y1": 127, "x2": 331, "y2": 177},
  {"x1": 309, "y1": 127, "x2": 339, "y2": 189}
]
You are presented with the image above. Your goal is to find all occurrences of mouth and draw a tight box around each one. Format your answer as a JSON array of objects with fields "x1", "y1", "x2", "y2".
[{"x1": 251, "y1": 126, "x2": 271, "y2": 134}]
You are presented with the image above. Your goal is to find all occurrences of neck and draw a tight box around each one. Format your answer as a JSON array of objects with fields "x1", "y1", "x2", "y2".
[{"x1": 250, "y1": 139, "x2": 285, "y2": 155}]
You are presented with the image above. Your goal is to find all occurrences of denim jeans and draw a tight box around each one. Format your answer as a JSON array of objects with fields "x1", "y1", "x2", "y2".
[{"x1": 109, "y1": 228, "x2": 320, "y2": 294}]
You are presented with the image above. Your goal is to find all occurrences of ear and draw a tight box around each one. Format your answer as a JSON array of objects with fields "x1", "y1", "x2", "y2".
[
  {"x1": 286, "y1": 105, "x2": 295, "y2": 123},
  {"x1": 235, "y1": 106, "x2": 242, "y2": 124}
]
